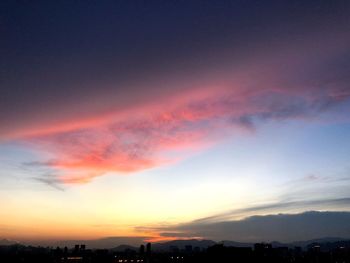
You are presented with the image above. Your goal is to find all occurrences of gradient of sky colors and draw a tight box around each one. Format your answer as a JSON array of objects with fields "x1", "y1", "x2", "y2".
[{"x1": 1, "y1": 0, "x2": 350, "y2": 245}]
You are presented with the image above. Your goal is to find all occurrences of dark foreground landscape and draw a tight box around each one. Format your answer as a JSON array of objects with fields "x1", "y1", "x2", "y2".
[{"x1": 1, "y1": 239, "x2": 350, "y2": 263}]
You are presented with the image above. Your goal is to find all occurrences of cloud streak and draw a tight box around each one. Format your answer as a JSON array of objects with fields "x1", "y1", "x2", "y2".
[{"x1": 32, "y1": 175, "x2": 65, "y2": 191}]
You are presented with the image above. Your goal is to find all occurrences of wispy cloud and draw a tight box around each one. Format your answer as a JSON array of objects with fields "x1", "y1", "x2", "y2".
[{"x1": 31, "y1": 175, "x2": 65, "y2": 191}]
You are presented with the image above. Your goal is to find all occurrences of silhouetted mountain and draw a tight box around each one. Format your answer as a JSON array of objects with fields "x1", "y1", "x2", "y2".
[
  {"x1": 253, "y1": 237, "x2": 348, "y2": 249},
  {"x1": 152, "y1": 237, "x2": 350, "y2": 251},
  {"x1": 309, "y1": 240, "x2": 350, "y2": 251},
  {"x1": 0, "y1": 239, "x2": 18, "y2": 246},
  {"x1": 291, "y1": 237, "x2": 347, "y2": 248},
  {"x1": 2, "y1": 235, "x2": 349, "y2": 251},
  {"x1": 153, "y1": 239, "x2": 216, "y2": 251},
  {"x1": 219, "y1": 237, "x2": 350, "y2": 249},
  {"x1": 220, "y1": 240, "x2": 253, "y2": 247},
  {"x1": 53, "y1": 236, "x2": 146, "y2": 249},
  {"x1": 110, "y1": 244, "x2": 138, "y2": 252}
]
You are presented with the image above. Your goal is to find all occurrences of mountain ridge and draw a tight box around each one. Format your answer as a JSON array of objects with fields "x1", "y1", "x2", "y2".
[{"x1": 2, "y1": 237, "x2": 349, "y2": 251}]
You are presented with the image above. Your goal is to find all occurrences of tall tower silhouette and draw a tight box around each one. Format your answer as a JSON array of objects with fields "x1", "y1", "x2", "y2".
[
  {"x1": 139, "y1": 244, "x2": 145, "y2": 255},
  {"x1": 146, "y1": 243, "x2": 151, "y2": 263}
]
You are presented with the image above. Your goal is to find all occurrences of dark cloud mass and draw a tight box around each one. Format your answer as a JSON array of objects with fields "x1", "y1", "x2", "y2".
[{"x1": 139, "y1": 211, "x2": 350, "y2": 242}]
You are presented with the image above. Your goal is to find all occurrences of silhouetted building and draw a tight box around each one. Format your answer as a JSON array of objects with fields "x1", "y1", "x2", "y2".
[
  {"x1": 254, "y1": 243, "x2": 272, "y2": 251},
  {"x1": 185, "y1": 245, "x2": 193, "y2": 253},
  {"x1": 309, "y1": 244, "x2": 321, "y2": 253},
  {"x1": 74, "y1": 245, "x2": 79, "y2": 253},
  {"x1": 146, "y1": 243, "x2": 151, "y2": 254},
  {"x1": 170, "y1": 246, "x2": 180, "y2": 253},
  {"x1": 1, "y1": 240, "x2": 350, "y2": 263},
  {"x1": 139, "y1": 244, "x2": 145, "y2": 254}
]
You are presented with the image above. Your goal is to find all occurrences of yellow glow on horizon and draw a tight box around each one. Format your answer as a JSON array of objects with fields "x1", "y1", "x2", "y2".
[{"x1": 0, "y1": 169, "x2": 269, "y2": 242}]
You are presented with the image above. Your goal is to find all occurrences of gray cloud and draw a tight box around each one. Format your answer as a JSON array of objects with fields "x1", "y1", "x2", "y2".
[
  {"x1": 31, "y1": 174, "x2": 65, "y2": 191},
  {"x1": 189, "y1": 198, "x2": 350, "y2": 224},
  {"x1": 137, "y1": 199, "x2": 350, "y2": 242},
  {"x1": 191, "y1": 211, "x2": 350, "y2": 242}
]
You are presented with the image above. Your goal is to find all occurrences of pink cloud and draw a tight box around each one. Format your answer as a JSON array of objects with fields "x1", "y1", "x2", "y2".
[
  {"x1": 10, "y1": 32, "x2": 350, "y2": 184},
  {"x1": 24, "y1": 95, "x2": 221, "y2": 183},
  {"x1": 19, "y1": 82, "x2": 349, "y2": 184}
]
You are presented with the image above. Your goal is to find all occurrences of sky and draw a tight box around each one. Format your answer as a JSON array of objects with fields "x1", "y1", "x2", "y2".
[{"x1": 1, "y1": 0, "x2": 350, "y2": 245}]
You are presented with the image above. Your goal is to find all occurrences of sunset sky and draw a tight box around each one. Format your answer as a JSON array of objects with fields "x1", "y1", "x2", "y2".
[{"x1": 1, "y1": 0, "x2": 350, "y2": 245}]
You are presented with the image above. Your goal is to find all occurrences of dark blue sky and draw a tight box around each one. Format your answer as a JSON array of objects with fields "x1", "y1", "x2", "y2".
[{"x1": 1, "y1": 0, "x2": 349, "y2": 136}]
